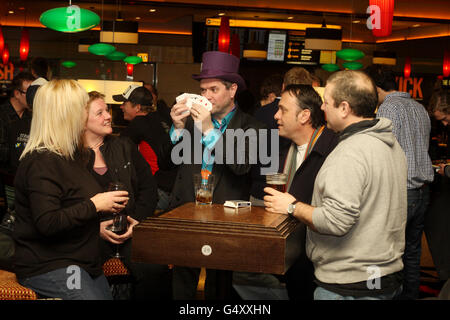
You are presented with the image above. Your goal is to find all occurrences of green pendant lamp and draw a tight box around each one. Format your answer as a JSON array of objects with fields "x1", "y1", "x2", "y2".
[
  {"x1": 88, "y1": 43, "x2": 116, "y2": 56},
  {"x1": 343, "y1": 61, "x2": 363, "y2": 70},
  {"x1": 106, "y1": 51, "x2": 127, "y2": 61},
  {"x1": 61, "y1": 60, "x2": 77, "y2": 68},
  {"x1": 336, "y1": 48, "x2": 365, "y2": 61},
  {"x1": 123, "y1": 56, "x2": 143, "y2": 65},
  {"x1": 40, "y1": 5, "x2": 100, "y2": 33},
  {"x1": 321, "y1": 64, "x2": 340, "y2": 72}
]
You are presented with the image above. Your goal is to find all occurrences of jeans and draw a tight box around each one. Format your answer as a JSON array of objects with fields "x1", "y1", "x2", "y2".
[
  {"x1": 19, "y1": 266, "x2": 113, "y2": 300},
  {"x1": 399, "y1": 185, "x2": 430, "y2": 300},
  {"x1": 314, "y1": 286, "x2": 402, "y2": 300},
  {"x1": 232, "y1": 272, "x2": 289, "y2": 300}
]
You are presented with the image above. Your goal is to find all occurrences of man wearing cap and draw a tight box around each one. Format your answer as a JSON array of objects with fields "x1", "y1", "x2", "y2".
[
  {"x1": 168, "y1": 51, "x2": 266, "y2": 299},
  {"x1": 113, "y1": 85, "x2": 174, "y2": 211}
]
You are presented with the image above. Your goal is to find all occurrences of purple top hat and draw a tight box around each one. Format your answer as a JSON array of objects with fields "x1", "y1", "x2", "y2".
[{"x1": 192, "y1": 51, "x2": 246, "y2": 91}]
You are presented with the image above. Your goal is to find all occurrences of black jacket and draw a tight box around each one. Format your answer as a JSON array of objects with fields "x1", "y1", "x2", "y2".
[
  {"x1": 120, "y1": 113, "x2": 177, "y2": 192},
  {"x1": 87, "y1": 135, "x2": 158, "y2": 222},
  {"x1": 169, "y1": 108, "x2": 266, "y2": 209},
  {"x1": 13, "y1": 150, "x2": 103, "y2": 279}
]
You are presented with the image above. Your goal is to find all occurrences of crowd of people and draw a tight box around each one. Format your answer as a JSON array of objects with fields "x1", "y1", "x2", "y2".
[{"x1": 0, "y1": 51, "x2": 448, "y2": 300}]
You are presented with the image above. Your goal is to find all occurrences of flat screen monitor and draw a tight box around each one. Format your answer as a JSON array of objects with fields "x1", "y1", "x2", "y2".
[{"x1": 267, "y1": 31, "x2": 287, "y2": 62}]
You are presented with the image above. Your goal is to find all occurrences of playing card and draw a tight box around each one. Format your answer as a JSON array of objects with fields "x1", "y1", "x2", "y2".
[{"x1": 176, "y1": 93, "x2": 212, "y2": 112}]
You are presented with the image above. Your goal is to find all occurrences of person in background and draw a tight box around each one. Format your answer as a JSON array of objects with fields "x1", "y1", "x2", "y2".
[
  {"x1": 0, "y1": 72, "x2": 35, "y2": 172},
  {"x1": 429, "y1": 88, "x2": 450, "y2": 176},
  {"x1": 143, "y1": 82, "x2": 172, "y2": 132},
  {"x1": 84, "y1": 91, "x2": 170, "y2": 299},
  {"x1": 13, "y1": 79, "x2": 129, "y2": 300},
  {"x1": 367, "y1": 65, "x2": 434, "y2": 300},
  {"x1": 113, "y1": 85, "x2": 176, "y2": 212},
  {"x1": 265, "y1": 70, "x2": 407, "y2": 300},
  {"x1": 26, "y1": 57, "x2": 51, "y2": 109},
  {"x1": 425, "y1": 88, "x2": 450, "y2": 300},
  {"x1": 257, "y1": 74, "x2": 283, "y2": 108}
]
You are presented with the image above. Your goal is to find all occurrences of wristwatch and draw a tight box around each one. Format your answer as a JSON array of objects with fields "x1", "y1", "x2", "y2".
[{"x1": 287, "y1": 201, "x2": 299, "y2": 216}]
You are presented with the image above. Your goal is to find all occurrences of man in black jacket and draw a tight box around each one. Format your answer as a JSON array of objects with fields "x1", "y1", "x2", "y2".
[{"x1": 169, "y1": 51, "x2": 266, "y2": 299}]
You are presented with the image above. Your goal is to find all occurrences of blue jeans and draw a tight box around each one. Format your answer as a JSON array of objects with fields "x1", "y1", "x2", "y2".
[
  {"x1": 314, "y1": 286, "x2": 401, "y2": 300},
  {"x1": 399, "y1": 185, "x2": 430, "y2": 300},
  {"x1": 19, "y1": 266, "x2": 113, "y2": 300}
]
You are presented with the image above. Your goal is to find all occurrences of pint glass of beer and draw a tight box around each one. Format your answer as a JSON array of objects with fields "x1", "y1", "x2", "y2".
[
  {"x1": 265, "y1": 173, "x2": 287, "y2": 193},
  {"x1": 193, "y1": 174, "x2": 215, "y2": 205}
]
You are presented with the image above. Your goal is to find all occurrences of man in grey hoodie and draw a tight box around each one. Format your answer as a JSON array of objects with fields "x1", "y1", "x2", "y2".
[{"x1": 265, "y1": 70, "x2": 408, "y2": 299}]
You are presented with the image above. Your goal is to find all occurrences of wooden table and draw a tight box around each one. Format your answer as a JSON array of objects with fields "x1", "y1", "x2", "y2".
[{"x1": 131, "y1": 203, "x2": 304, "y2": 275}]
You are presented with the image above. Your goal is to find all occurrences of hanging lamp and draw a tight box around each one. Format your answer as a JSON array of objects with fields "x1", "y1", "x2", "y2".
[
  {"x1": 404, "y1": 56, "x2": 411, "y2": 78},
  {"x1": 321, "y1": 64, "x2": 340, "y2": 72},
  {"x1": 218, "y1": 16, "x2": 230, "y2": 53},
  {"x1": 0, "y1": 26, "x2": 4, "y2": 54},
  {"x1": 343, "y1": 61, "x2": 363, "y2": 70},
  {"x1": 40, "y1": 3, "x2": 100, "y2": 33},
  {"x1": 336, "y1": 48, "x2": 365, "y2": 61},
  {"x1": 369, "y1": 0, "x2": 394, "y2": 37},
  {"x1": 19, "y1": 29, "x2": 30, "y2": 62},
  {"x1": 106, "y1": 50, "x2": 127, "y2": 61},
  {"x1": 88, "y1": 43, "x2": 116, "y2": 56},
  {"x1": 123, "y1": 56, "x2": 142, "y2": 65},
  {"x1": 126, "y1": 63, "x2": 133, "y2": 76},
  {"x1": 61, "y1": 60, "x2": 77, "y2": 68},
  {"x1": 443, "y1": 50, "x2": 450, "y2": 78},
  {"x1": 2, "y1": 44, "x2": 9, "y2": 65}
]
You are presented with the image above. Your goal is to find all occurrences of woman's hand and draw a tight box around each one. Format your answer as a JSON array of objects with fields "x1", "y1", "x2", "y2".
[
  {"x1": 263, "y1": 187, "x2": 297, "y2": 214},
  {"x1": 99, "y1": 216, "x2": 139, "y2": 244},
  {"x1": 90, "y1": 190, "x2": 129, "y2": 213}
]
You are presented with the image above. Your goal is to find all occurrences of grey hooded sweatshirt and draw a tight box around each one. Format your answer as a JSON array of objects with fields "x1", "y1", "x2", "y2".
[{"x1": 306, "y1": 117, "x2": 407, "y2": 285}]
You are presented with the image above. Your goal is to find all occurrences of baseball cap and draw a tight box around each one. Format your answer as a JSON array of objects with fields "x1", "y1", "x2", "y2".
[{"x1": 112, "y1": 85, "x2": 153, "y2": 105}]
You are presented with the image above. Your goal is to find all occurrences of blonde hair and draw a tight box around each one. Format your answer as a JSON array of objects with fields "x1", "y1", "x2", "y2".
[
  {"x1": 283, "y1": 67, "x2": 314, "y2": 86},
  {"x1": 20, "y1": 79, "x2": 88, "y2": 160}
]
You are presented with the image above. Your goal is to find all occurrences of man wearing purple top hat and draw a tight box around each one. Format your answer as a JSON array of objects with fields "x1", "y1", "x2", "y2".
[{"x1": 168, "y1": 51, "x2": 266, "y2": 299}]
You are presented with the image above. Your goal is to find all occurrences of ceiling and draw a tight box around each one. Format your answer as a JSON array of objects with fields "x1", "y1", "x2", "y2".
[{"x1": 1, "y1": 0, "x2": 449, "y2": 42}]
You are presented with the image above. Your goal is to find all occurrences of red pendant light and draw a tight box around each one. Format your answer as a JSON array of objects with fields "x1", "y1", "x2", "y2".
[
  {"x1": 443, "y1": 50, "x2": 450, "y2": 78},
  {"x1": 369, "y1": 0, "x2": 395, "y2": 37},
  {"x1": 19, "y1": 29, "x2": 30, "y2": 62},
  {"x1": 404, "y1": 56, "x2": 411, "y2": 78},
  {"x1": 230, "y1": 33, "x2": 240, "y2": 58},
  {"x1": 2, "y1": 44, "x2": 9, "y2": 65},
  {"x1": 0, "y1": 26, "x2": 4, "y2": 55},
  {"x1": 218, "y1": 16, "x2": 230, "y2": 53},
  {"x1": 126, "y1": 63, "x2": 133, "y2": 77}
]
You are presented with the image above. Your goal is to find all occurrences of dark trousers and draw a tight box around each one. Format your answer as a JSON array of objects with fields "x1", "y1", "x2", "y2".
[{"x1": 399, "y1": 185, "x2": 430, "y2": 300}]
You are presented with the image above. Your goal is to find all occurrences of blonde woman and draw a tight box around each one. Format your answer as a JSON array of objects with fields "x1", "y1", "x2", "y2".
[{"x1": 13, "y1": 80, "x2": 129, "y2": 300}]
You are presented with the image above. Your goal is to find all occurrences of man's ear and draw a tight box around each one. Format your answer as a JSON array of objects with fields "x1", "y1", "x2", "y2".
[
  {"x1": 340, "y1": 101, "x2": 352, "y2": 118},
  {"x1": 297, "y1": 108, "x2": 311, "y2": 125},
  {"x1": 135, "y1": 103, "x2": 142, "y2": 112},
  {"x1": 230, "y1": 83, "x2": 238, "y2": 99}
]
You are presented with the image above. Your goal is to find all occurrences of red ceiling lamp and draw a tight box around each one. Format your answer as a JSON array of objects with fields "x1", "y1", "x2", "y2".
[
  {"x1": 2, "y1": 44, "x2": 9, "y2": 65},
  {"x1": 218, "y1": 16, "x2": 230, "y2": 53},
  {"x1": 19, "y1": 29, "x2": 30, "y2": 62},
  {"x1": 369, "y1": 0, "x2": 395, "y2": 37},
  {"x1": 404, "y1": 56, "x2": 411, "y2": 78},
  {"x1": 126, "y1": 63, "x2": 134, "y2": 77},
  {"x1": 0, "y1": 26, "x2": 4, "y2": 55},
  {"x1": 230, "y1": 33, "x2": 240, "y2": 58},
  {"x1": 443, "y1": 50, "x2": 450, "y2": 78}
]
